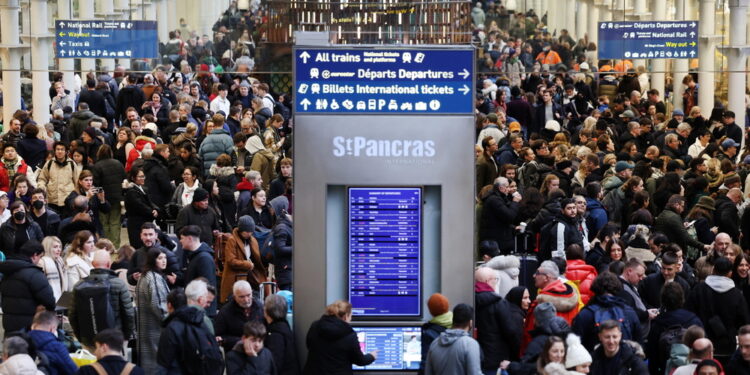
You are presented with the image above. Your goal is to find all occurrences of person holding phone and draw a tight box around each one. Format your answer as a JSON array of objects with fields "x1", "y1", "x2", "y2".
[{"x1": 64, "y1": 170, "x2": 110, "y2": 237}]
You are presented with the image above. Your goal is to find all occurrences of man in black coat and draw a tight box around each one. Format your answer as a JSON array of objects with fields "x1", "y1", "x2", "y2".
[
  {"x1": 115, "y1": 75, "x2": 145, "y2": 124},
  {"x1": 714, "y1": 188, "x2": 742, "y2": 241},
  {"x1": 728, "y1": 325, "x2": 750, "y2": 375},
  {"x1": 474, "y1": 267, "x2": 521, "y2": 374},
  {"x1": 686, "y1": 257, "x2": 750, "y2": 359},
  {"x1": 638, "y1": 252, "x2": 690, "y2": 309},
  {"x1": 175, "y1": 188, "x2": 221, "y2": 245},
  {"x1": 179, "y1": 225, "x2": 218, "y2": 317},
  {"x1": 127, "y1": 223, "x2": 181, "y2": 286},
  {"x1": 479, "y1": 177, "x2": 520, "y2": 254},
  {"x1": 143, "y1": 145, "x2": 176, "y2": 208},
  {"x1": 589, "y1": 320, "x2": 648, "y2": 375},
  {"x1": 215, "y1": 280, "x2": 264, "y2": 352},
  {"x1": 0, "y1": 240, "x2": 55, "y2": 333},
  {"x1": 78, "y1": 79, "x2": 108, "y2": 119}
]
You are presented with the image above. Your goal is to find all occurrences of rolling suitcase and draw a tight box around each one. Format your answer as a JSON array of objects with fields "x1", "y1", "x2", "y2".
[{"x1": 514, "y1": 231, "x2": 540, "y2": 299}]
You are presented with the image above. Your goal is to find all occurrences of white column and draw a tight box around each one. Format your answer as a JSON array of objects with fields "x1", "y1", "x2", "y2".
[
  {"x1": 30, "y1": 0, "x2": 51, "y2": 124},
  {"x1": 144, "y1": 1, "x2": 156, "y2": 20},
  {"x1": 632, "y1": 0, "x2": 648, "y2": 68},
  {"x1": 728, "y1": 0, "x2": 748, "y2": 127},
  {"x1": 699, "y1": 0, "x2": 716, "y2": 110},
  {"x1": 98, "y1": 0, "x2": 116, "y2": 73},
  {"x1": 651, "y1": 0, "x2": 667, "y2": 99},
  {"x1": 601, "y1": 2, "x2": 612, "y2": 22},
  {"x1": 78, "y1": 0, "x2": 96, "y2": 74},
  {"x1": 565, "y1": 0, "x2": 576, "y2": 38},
  {"x1": 672, "y1": 0, "x2": 689, "y2": 111},
  {"x1": 156, "y1": 0, "x2": 168, "y2": 42},
  {"x1": 57, "y1": 0, "x2": 76, "y2": 92},
  {"x1": 0, "y1": 0, "x2": 23, "y2": 129},
  {"x1": 577, "y1": 0, "x2": 588, "y2": 41},
  {"x1": 534, "y1": 0, "x2": 542, "y2": 17},
  {"x1": 588, "y1": 0, "x2": 599, "y2": 47},
  {"x1": 167, "y1": 0, "x2": 177, "y2": 32},
  {"x1": 20, "y1": 1, "x2": 30, "y2": 70},
  {"x1": 547, "y1": 0, "x2": 558, "y2": 34}
]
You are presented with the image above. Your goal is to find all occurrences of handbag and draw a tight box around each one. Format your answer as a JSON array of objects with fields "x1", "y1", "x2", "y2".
[{"x1": 70, "y1": 349, "x2": 97, "y2": 367}]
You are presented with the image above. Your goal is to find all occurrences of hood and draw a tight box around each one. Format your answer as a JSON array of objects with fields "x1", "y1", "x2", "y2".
[
  {"x1": 0, "y1": 353, "x2": 42, "y2": 375},
  {"x1": 437, "y1": 329, "x2": 470, "y2": 346},
  {"x1": 236, "y1": 178, "x2": 254, "y2": 191},
  {"x1": 143, "y1": 155, "x2": 167, "y2": 171},
  {"x1": 705, "y1": 275, "x2": 735, "y2": 293},
  {"x1": 188, "y1": 242, "x2": 215, "y2": 259},
  {"x1": 592, "y1": 294, "x2": 628, "y2": 309},
  {"x1": 72, "y1": 110, "x2": 95, "y2": 120},
  {"x1": 536, "y1": 316, "x2": 571, "y2": 337},
  {"x1": 475, "y1": 289, "x2": 502, "y2": 308},
  {"x1": 484, "y1": 254, "x2": 520, "y2": 272},
  {"x1": 209, "y1": 164, "x2": 235, "y2": 177},
  {"x1": 316, "y1": 315, "x2": 355, "y2": 341},
  {"x1": 0, "y1": 258, "x2": 38, "y2": 276},
  {"x1": 543, "y1": 199, "x2": 562, "y2": 215},
  {"x1": 134, "y1": 136, "x2": 156, "y2": 151},
  {"x1": 585, "y1": 198, "x2": 604, "y2": 210},
  {"x1": 163, "y1": 305, "x2": 205, "y2": 327},
  {"x1": 245, "y1": 135, "x2": 266, "y2": 154},
  {"x1": 537, "y1": 280, "x2": 579, "y2": 313}
]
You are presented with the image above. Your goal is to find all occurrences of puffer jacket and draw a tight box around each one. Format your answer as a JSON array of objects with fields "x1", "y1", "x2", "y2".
[
  {"x1": 69, "y1": 268, "x2": 135, "y2": 347},
  {"x1": 198, "y1": 129, "x2": 233, "y2": 175},
  {"x1": 91, "y1": 158, "x2": 127, "y2": 204},
  {"x1": 475, "y1": 284, "x2": 522, "y2": 369},
  {"x1": 0, "y1": 256, "x2": 56, "y2": 333},
  {"x1": 484, "y1": 255, "x2": 520, "y2": 297},
  {"x1": 27, "y1": 329, "x2": 79, "y2": 375},
  {"x1": 37, "y1": 158, "x2": 81, "y2": 207},
  {"x1": 144, "y1": 154, "x2": 175, "y2": 207},
  {"x1": 246, "y1": 135, "x2": 275, "y2": 191},
  {"x1": 521, "y1": 279, "x2": 580, "y2": 354},
  {"x1": 0, "y1": 216, "x2": 44, "y2": 257},
  {"x1": 565, "y1": 260, "x2": 597, "y2": 304},
  {"x1": 272, "y1": 214, "x2": 293, "y2": 290},
  {"x1": 125, "y1": 136, "x2": 156, "y2": 172},
  {"x1": 509, "y1": 316, "x2": 571, "y2": 375}
]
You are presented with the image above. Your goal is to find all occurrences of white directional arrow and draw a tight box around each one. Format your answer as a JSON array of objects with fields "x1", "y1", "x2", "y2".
[
  {"x1": 690, "y1": 31, "x2": 696, "y2": 37},
  {"x1": 690, "y1": 50, "x2": 696, "y2": 57},
  {"x1": 690, "y1": 22, "x2": 697, "y2": 28},
  {"x1": 59, "y1": 41, "x2": 66, "y2": 47},
  {"x1": 300, "y1": 98, "x2": 311, "y2": 110},
  {"x1": 300, "y1": 51, "x2": 311, "y2": 64},
  {"x1": 58, "y1": 21, "x2": 65, "y2": 28},
  {"x1": 459, "y1": 85, "x2": 470, "y2": 95},
  {"x1": 458, "y1": 68, "x2": 470, "y2": 79},
  {"x1": 60, "y1": 50, "x2": 66, "y2": 56}
]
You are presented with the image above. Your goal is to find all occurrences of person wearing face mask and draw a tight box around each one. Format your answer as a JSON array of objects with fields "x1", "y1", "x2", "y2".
[
  {"x1": 28, "y1": 189, "x2": 61, "y2": 237},
  {"x1": 0, "y1": 201, "x2": 43, "y2": 257}
]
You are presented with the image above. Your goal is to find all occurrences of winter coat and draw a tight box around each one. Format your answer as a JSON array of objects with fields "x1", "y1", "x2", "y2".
[
  {"x1": 0, "y1": 158, "x2": 29, "y2": 192},
  {"x1": 0, "y1": 257, "x2": 55, "y2": 333},
  {"x1": 143, "y1": 154, "x2": 175, "y2": 207},
  {"x1": 714, "y1": 195, "x2": 740, "y2": 241},
  {"x1": 16, "y1": 137, "x2": 47, "y2": 170},
  {"x1": 37, "y1": 158, "x2": 81, "y2": 207},
  {"x1": 126, "y1": 244, "x2": 181, "y2": 286},
  {"x1": 686, "y1": 275, "x2": 750, "y2": 355},
  {"x1": 653, "y1": 208, "x2": 706, "y2": 253},
  {"x1": 527, "y1": 199, "x2": 561, "y2": 234},
  {"x1": 226, "y1": 343, "x2": 277, "y2": 375},
  {"x1": 123, "y1": 183, "x2": 157, "y2": 249},
  {"x1": 27, "y1": 329, "x2": 78, "y2": 375},
  {"x1": 589, "y1": 340, "x2": 647, "y2": 375},
  {"x1": 585, "y1": 198, "x2": 608, "y2": 240},
  {"x1": 185, "y1": 242, "x2": 217, "y2": 316},
  {"x1": 219, "y1": 228, "x2": 265, "y2": 302},
  {"x1": 198, "y1": 128, "x2": 233, "y2": 175},
  {"x1": 541, "y1": 214, "x2": 584, "y2": 261},
  {"x1": 0, "y1": 354, "x2": 44, "y2": 375},
  {"x1": 37, "y1": 255, "x2": 67, "y2": 301},
  {"x1": 0, "y1": 217, "x2": 44, "y2": 256},
  {"x1": 77, "y1": 355, "x2": 145, "y2": 375},
  {"x1": 246, "y1": 135, "x2": 275, "y2": 191},
  {"x1": 484, "y1": 255, "x2": 520, "y2": 298},
  {"x1": 125, "y1": 136, "x2": 156, "y2": 172},
  {"x1": 522, "y1": 280, "x2": 580, "y2": 353},
  {"x1": 269, "y1": 175, "x2": 289, "y2": 202},
  {"x1": 572, "y1": 295, "x2": 642, "y2": 351},
  {"x1": 69, "y1": 268, "x2": 135, "y2": 346},
  {"x1": 78, "y1": 89, "x2": 107, "y2": 118},
  {"x1": 303, "y1": 315, "x2": 376, "y2": 375},
  {"x1": 479, "y1": 190, "x2": 519, "y2": 254},
  {"x1": 728, "y1": 350, "x2": 750, "y2": 375},
  {"x1": 565, "y1": 260, "x2": 597, "y2": 304},
  {"x1": 638, "y1": 272, "x2": 690, "y2": 309},
  {"x1": 156, "y1": 305, "x2": 213, "y2": 375},
  {"x1": 496, "y1": 143, "x2": 521, "y2": 167},
  {"x1": 215, "y1": 297, "x2": 264, "y2": 352},
  {"x1": 424, "y1": 329, "x2": 482, "y2": 375},
  {"x1": 645, "y1": 308, "x2": 703, "y2": 375},
  {"x1": 509, "y1": 317, "x2": 571, "y2": 375},
  {"x1": 265, "y1": 319, "x2": 301, "y2": 375},
  {"x1": 475, "y1": 289, "x2": 522, "y2": 369},
  {"x1": 115, "y1": 85, "x2": 145, "y2": 122},
  {"x1": 91, "y1": 158, "x2": 127, "y2": 204},
  {"x1": 210, "y1": 164, "x2": 238, "y2": 227},
  {"x1": 476, "y1": 156, "x2": 499, "y2": 194},
  {"x1": 175, "y1": 204, "x2": 220, "y2": 245},
  {"x1": 69, "y1": 110, "x2": 96, "y2": 140},
  {"x1": 136, "y1": 271, "x2": 169, "y2": 373},
  {"x1": 273, "y1": 215, "x2": 293, "y2": 290},
  {"x1": 64, "y1": 253, "x2": 92, "y2": 290}
]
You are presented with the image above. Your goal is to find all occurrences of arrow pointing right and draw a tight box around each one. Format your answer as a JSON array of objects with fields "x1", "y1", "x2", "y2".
[
  {"x1": 459, "y1": 85, "x2": 470, "y2": 95},
  {"x1": 300, "y1": 98, "x2": 311, "y2": 110},
  {"x1": 458, "y1": 68, "x2": 470, "y2": 79},
  {"x1": 300, "y1": 51, "x2": 311, "y2": 64}
]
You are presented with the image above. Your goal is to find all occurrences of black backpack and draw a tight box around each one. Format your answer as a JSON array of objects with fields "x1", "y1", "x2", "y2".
[
  {"x1": 180, "y1": 320, "x2": 225, "y2": 375},
  {"x1": 658, "y1": 324, "x2": 688, "y2": 364},
  {"x1": 73, "y1": 277, "x2": 116, "y2": 347}
]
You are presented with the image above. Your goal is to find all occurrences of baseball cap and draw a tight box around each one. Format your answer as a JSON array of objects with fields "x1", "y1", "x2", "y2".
[{"x1": 721, "y1": 139, "x2": 740, "y2": 149}]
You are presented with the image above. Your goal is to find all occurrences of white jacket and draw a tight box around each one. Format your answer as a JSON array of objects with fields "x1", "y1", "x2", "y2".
[
  {"x1": 65, "y1": 253, "x2": 92, "y2": 287},
  {"x1": 687, "y1": 138, "x2": 707, "y2": 159}
]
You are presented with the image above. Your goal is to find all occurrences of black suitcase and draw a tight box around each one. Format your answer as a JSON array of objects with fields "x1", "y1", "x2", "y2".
[{"x1": 514, "y1": 232, "x2": 540, "y2": 299}]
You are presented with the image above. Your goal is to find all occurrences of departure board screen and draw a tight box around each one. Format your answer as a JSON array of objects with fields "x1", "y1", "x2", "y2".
[
  {"x1": 352, "y1": 326, "x2": 422, "y2": 371},
  {"x1": 348, "y1": 187, "x2": 422, "y2": 317}
]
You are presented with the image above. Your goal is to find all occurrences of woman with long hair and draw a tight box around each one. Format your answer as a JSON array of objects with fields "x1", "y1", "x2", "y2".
[
  {"x1": 65, "y1": 230, "x2": 95, "y2": 286},
  {"x1": 38, "y1": 236, "x2": 67, "y2": 300},
  {"x1": 653, "y1": 172, "x2": 683, "y2": 213},
  {"x1": 135, "y1": 248, "x2": 169, "y2": 373},
  {"x1": 240, "y1": 188, "x2": 274, "y2": 229},
  {"x1": 537, "y1": 336, "x2": 566, "y2": 375},
  {"x1": 171, "y1": 166, "x2": 202, "y2": 210},
  {"x1": 685, "y1": 196, "x2": 717, "y2": 262},
  {"x1": 114, "y1": 127, "x2": 135, "y2": 166},
  {"x1": 539, "y1": 174, "x2": 561, "y2": 198},
  {"x1": 733, "y1": 253, "x2": 750, "y2": 310}
]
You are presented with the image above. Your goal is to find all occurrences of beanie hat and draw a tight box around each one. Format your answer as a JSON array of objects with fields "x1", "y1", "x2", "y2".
[
  {"x1": 237, "y1": 215, "x2": 255, "y2": 233},
  {"x1": 192, "y1": 188, "x2": 209, "y2": 203},
  {"x1": 556, "y1": 160, "x2": 573, "y2": 171},
  {"x1": 427, "y1": 293, "x2": 450, "y2": 317},
  {"x1": 83, "y1": 126, "x2": 97, "y2": 140},
  {"x1": 534, "y1": 302, "x2": 557, "y2": 326},
  {"x1": 564, "y1": 334, "x2": 592, "y2": 369}
]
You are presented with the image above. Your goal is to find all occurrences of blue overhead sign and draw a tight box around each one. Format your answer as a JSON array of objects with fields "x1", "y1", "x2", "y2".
[
  {"x1": 294, "y1": 48, "x2": 474, "y2": 114},
  {"x1": 55, "y1": 20, "x2": 158, "y2": 59},
  {"x1": 598, "y1": 21, "x2": 698, "y2": 60}
]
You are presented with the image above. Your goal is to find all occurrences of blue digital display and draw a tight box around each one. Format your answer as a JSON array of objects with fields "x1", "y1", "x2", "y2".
[
  {"x1": 352, "y1": 326, "x2": 422, "y2": 371},
  {"x1": 598, "y1": 21, "x2": 698, "y2": 60},
  {"x1": 55, "y1": 20, "x2": 159, "y2": 59},
  {"x1": 348, "y1": 187, "x2": 421, "y2": 317},
  {"x1": 294, "y1": 48, "x2": 474, "y2": 114}
]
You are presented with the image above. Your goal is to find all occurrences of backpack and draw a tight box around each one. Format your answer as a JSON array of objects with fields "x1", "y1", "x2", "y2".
[
  {"x1": 590, "y1": 302, "x2": 634, "y2": 342},
  {"x1": 5, "y1": 330, "x2": 53, "y2": 375},
  {"x1": 658, "y1": 324, "x2": 688, "y2": 367},
  {"x1": 253, "y1": 226, "x2": 273, "y2": 267},
  {"x1": 180, "y1": 320, "x2": 225, "y2": 375},
  {"x1": 73, "y1": 276, "x2": 116, "y2": 347}
]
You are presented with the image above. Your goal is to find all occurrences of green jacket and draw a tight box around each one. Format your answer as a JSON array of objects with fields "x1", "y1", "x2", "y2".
[{"x1": 653, "y1": 208, "x2": 705, "y2": 251}]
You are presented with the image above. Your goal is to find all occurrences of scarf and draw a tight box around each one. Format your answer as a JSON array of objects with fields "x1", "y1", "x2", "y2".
[
  {"x1": 181, "y1": 182, "x2": 200, "y2": 207},
  {"x1": 430, "y1": 312, "x2": 454, "y2": 329},
  {"x1": 3, "y1": 157, "x2": 18, "y2": 181}
]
